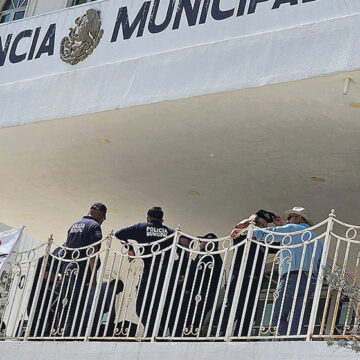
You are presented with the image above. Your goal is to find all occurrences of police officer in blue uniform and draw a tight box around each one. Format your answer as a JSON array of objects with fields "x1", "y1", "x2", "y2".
[
  {"x1": 57, "y1": 202, "x2": 107, "y2": 336},
  {"x1": 115, "y1": 207, "x2": 174, "y2": 336},
  {"x1": 63, "y1": 202, "x2": 106, "y2": 263}
]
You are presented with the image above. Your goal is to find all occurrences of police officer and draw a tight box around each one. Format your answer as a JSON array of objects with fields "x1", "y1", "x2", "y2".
[
  {"x1": 57, "y1": 202, "x2": 107, "y2": 336},
  {"x1": 115, "y1": 207, "x2": 174, "y2": 336},
  {"x1": 63, "y1": 202, "x2": 106, "y2": 262}
]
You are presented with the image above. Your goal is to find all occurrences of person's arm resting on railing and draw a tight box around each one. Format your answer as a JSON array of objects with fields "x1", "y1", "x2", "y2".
[
  {"x1": 115, "y1": 225, "x2": 140, "y2": 260},
  {"x1": 254, "y1": 224, "x2": 299, "y2": 244}
]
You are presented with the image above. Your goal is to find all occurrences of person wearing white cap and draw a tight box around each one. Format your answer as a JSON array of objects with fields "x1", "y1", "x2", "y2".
[{"x1": 231, "y1": 206, "x2": 323, "y2": 337}]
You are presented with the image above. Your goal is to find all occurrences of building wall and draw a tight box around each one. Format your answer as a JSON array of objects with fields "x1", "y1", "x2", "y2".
[
  {"x1": 0, "y1": 0, "x2": 69, "y2": 18},
  {"x1": 27, "y1": 0, "x2": 69, "y2": 17},
  {"x1": 0, "y1": 0, "x2": 6, "y2": 12},
  {"x1": 0, "y1": 341, "x2": 358, "y2": 360}
]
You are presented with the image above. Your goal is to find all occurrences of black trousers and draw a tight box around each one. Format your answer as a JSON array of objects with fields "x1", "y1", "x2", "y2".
[{"x1": 56, "y1": 263, "x2": 90, "y2": 337}]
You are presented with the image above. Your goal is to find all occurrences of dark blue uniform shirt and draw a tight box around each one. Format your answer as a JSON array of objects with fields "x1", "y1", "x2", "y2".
[
  {"x1": 63, "y1": 216, "x2": 102, "y2": 260},
  {"x1": 115, "y1": 222, "x2": 174, "y2": 268},
  {"x1": 115, "y1": 222, "x2": 173, "y2": 245}
]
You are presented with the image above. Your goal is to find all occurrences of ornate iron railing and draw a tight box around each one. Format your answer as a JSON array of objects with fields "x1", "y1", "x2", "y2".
[{"x1": 1, "y1": 210, "x2": 360, "y2": 341}]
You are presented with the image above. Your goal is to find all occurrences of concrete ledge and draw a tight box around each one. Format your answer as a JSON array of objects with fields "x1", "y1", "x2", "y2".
[{"x1": 0, "y1": 341, "x2": 358, "y2": 360}]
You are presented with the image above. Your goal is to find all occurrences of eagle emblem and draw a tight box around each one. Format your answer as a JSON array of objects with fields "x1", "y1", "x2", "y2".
[{"x1": 60, "y1": 9, "x2": 104, "y2": 65}]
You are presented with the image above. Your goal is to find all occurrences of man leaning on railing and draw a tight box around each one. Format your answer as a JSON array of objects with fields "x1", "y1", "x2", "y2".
[
  {"x1": 222, "y1": 210, "x2": 273, "y2": 337},
  {"x1": 114, "y1": 206, "x2": 174, "y2": 337},
  {"x1": 57, "y1": 202, "x2": 107, "y2": 336},
  {"x1": 231, "y1": 206, "x2": 323, "y2": 337}
]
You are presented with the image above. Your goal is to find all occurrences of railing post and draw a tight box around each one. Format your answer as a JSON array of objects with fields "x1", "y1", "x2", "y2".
[
  {"x1": 306, "y1": 210, "x2": 335, "y2": 341},
  {"x1": 84, "y1": 233, "x2": 113, "y2": 341},
  {"x1": 224, "y1": 217, "x2": 255, "y2": 341},
  {"x1": 24, "y1": 234, "x2": 53, "y2": 341},
  {"x1": 151, "y1": 228, "x2": 179, "y2": 342}
]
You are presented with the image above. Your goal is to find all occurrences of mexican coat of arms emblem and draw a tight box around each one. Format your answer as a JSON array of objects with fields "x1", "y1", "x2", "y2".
[{"x1": 60, "y1": 9, "x2": 104, "y2": 65}]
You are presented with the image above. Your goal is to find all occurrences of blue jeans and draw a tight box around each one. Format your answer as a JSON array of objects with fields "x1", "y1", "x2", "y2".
[{"x1": 272, "y1": 272, "x2": 315, "y2": 336}]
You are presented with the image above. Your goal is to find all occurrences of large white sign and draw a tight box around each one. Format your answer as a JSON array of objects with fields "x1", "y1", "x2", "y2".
[
  {"x1": 0, "y1": 0, "x2": 357, "y2": 85},
  {"x1": 0, "y1": 0, "x2": 360, "y2": 128}
]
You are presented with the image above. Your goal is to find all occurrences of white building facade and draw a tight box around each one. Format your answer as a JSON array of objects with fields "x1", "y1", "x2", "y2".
[{"x1": 1, "y1": 1, "x2": 360, "y2": 357}]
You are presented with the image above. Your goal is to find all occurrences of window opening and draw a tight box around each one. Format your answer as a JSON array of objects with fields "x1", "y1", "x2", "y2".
[{"x1": 0, "y1": 0, "x2": 28, "y2": 24}]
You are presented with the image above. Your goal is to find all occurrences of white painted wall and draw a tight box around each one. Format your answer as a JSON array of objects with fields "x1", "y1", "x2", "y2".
[
  {"x1": 27, "y1": 0, "x2": 69, "y2": 17},
  {"x1": 0, "y1": 341, "x2": 358, "y2": 360},
  {"x1": 0, "y1": 0, "x2": 68, "y2": 18},
  {"x1": 0, "y1": 0, "x2": 360, "y2": 127}
]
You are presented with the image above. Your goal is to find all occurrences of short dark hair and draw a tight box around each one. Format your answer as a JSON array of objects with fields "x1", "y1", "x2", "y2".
[
  {"x1": 256, "y1": 209, "x2": 275, "y2": 223},
  {"x1": 147, "y1": 207, "x2": 164, "y2": 220}
]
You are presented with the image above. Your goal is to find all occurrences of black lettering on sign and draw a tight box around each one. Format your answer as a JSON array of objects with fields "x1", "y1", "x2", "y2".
[
  {"x1": 28, "y1": 27, "x2": 41, "y2": 60},
  {"x1": 9, "y1": 30, "x2": 33, "y2": 64},
  {"x1": 0, "y1": 0, "x2": 321, "y2": 66},
  {"x1": 237, "y1": 0, "x2": 248, "y2": 16},
  {"x1": 149, "y1": 0, "x2": 175, "y2": 34},
  {"x1": 211, "y1": 0, "x2": 235, "y2": 21},
  {"x1": 273, "y1": 0, "x2": 297, "y2": 9},
  {"x1": 111, "y1": 2, "x2": 151, "y2": 42},
  {"x1": 199, "y1": 0, "x2": 211, "y2": 24},
  {"x1": 173, "y1": 0, "x2": 201, "y2": 30},
  {"x1": 35, "y1": 24, "x2": 56, "y2": 59},
  {"x1": 0, "y1": 34, "x2": 12, "y2": 67},
  {"x1": 248, "y1": 0, "x2": 269, "y2": 14}
]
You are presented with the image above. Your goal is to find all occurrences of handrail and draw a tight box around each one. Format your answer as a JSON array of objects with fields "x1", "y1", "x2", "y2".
[{"x1": 1, "y1": 210, "x2": 360, "y2": 342}]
